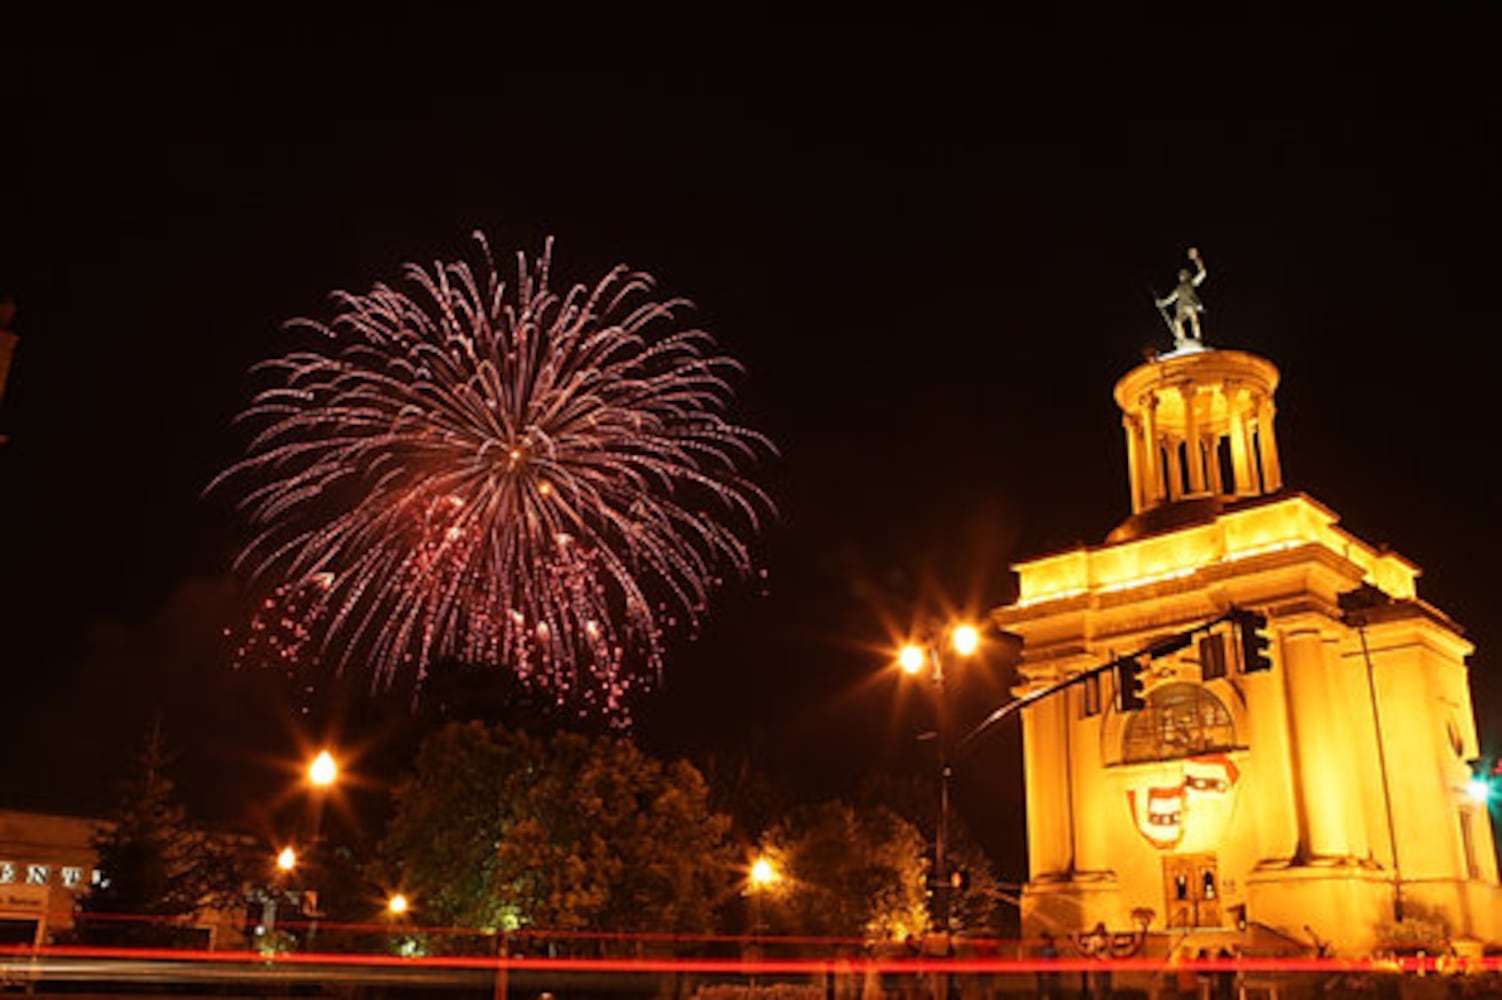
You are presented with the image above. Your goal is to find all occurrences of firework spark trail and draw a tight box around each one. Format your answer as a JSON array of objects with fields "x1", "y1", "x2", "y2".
[{"x1": 215, "y1": 235, "x2": 774, "y2": 721}]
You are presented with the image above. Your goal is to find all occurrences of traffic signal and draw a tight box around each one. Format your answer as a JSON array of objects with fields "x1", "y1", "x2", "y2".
[
  {"x1": 1236, "y1": 609, "x2": 1273, "y2": 673},
  {"x1": 1116, "y1": 657, "x2": 1147, "y2": 711},
  {"x1": 927, "y1": 869, "x2": 970, "y2": 892}
]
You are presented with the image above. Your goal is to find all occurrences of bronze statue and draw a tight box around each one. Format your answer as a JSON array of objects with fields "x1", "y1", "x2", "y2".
[{"x1": 1155, "y1": 248, "x2": 1207, "y2": 348}]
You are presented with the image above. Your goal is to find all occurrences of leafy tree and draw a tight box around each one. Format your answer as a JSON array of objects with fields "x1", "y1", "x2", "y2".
[
  {"x1": 79, "y1": 728, "x2": 242, "y2": 946},
  {"x1": 855, "y1": 772, "x2": 1008, "y2": 936},
  {"x1": 379, "y1": 722, "x2": 737, "y2": 945},
  {"x1": 760, "y1": 800, "x2": 930, "y2": 942},
  {"x1": 375, "y1": 722, "x2": 523, "y2": 932}
]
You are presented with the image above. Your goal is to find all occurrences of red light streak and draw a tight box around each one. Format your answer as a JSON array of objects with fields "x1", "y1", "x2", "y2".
[{"x1": 4, "y1": 944, "x2": 1499, "y2": 977}]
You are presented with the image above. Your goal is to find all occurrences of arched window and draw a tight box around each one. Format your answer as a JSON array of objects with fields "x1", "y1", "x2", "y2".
[{"x1": 1121, "y1": 683, "x2": 1236, "y2": 763}]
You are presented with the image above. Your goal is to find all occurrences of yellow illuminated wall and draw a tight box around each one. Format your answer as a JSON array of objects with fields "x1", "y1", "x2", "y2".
[{"x1": 998, "y1": 347, "x2": 1500, "y2": 956}]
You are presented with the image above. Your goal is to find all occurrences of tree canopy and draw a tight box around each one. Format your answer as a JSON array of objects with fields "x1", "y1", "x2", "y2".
[
  {"x1": 379, "y1": 722, "x2": 736, "y2": 942},
  {"x1": 759, "y1": 800, "x2": 930, "y2": 942}
]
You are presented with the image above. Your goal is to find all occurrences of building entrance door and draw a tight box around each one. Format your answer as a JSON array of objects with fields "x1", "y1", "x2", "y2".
[{"x1": 1163, "y1": 853, "x2": 1221, "y2": 929}]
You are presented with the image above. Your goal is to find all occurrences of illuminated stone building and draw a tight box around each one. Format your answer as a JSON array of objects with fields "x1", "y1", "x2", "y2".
[
  {"x1": 996, "y1": 343, "x2": 1501, "y2": 955},
  {"x1": 0, "y1": 810, "x2": 103, "y2": 945},
  {"x1": 0, "y1": 809, "x2": 261, "y2": 948}
]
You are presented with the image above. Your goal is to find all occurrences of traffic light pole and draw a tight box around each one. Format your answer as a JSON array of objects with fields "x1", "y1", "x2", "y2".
[{"x1": 1340, "y1": 587, "x2": 1404, "y2": 922}]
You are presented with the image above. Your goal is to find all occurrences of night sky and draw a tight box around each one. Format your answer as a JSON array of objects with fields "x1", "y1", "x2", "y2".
[{"x1": 4, "y1": 18, "x2": 1500, "y2": 877}]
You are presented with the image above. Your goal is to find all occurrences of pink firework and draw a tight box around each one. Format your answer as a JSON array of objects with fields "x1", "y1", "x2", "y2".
[{"x1": 216, "y1": 235, "x2": 773, "y2": 719}]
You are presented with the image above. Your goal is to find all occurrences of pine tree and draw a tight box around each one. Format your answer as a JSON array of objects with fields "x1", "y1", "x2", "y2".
[{"x1": 78, "y1": 726, "x2": 240, "y2": 947}]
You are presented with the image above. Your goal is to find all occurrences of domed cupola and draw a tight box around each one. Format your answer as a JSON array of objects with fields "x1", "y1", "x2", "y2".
[{"x1": 1108, "y1": 250, "x2": 1283, "y2": 542}]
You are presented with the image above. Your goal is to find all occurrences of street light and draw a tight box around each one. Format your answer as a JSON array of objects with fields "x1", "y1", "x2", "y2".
[
  {"x1": 302, "y1": 748, "x2": 340, "y2": 948},
  {"x1": 308, "y1": 750, "x2": 339, "y2": 788},
  {"x1": 387, "y1": 893, "x2": 410, "y2": 916},
  {"x1": 749, "y1": 855, "x2": 780, "y2": 890},
  {"x1": 894, "y1": 621, "x2": 983, "y2": 941},
  {"x1": 951, "y1": 624, "x2": 980, "y2": 657},
  {"x1": 260, "y1": 845, "x2": 301, "y2": 943},
  {"x1": 745, "y1": 853, "x2": 781, "y2": 984}
]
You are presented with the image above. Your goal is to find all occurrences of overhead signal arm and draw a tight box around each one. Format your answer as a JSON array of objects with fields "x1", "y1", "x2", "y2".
[{"x1": 958, "y1": 608, "x2": 1253, "y2": 754}]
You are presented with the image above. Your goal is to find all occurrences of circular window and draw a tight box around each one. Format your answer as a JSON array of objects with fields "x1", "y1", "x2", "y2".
[{"x1": 1121, "y1": 683, "x2": 1236, "y2": 764}]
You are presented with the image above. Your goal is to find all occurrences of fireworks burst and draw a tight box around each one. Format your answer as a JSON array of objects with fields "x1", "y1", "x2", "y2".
[{"x1": 216, "y1": 235, "x2": 773, "y2": 720}]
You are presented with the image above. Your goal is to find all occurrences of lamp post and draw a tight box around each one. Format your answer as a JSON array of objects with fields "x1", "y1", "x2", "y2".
[
  {"x1": 260, "y1": 845, "x2": 300, "y2": 948},
  {"x1": 897, "y1": 623, "x2": 981, "y2": 943},
  {"x1": 746, "y1": 854, "x2": 780, "y2": 987},
  {"x1": 303, "y1": 749, "x2": 339, "y2": 948},
  {"x1": 747, "y1": 853, "x2": 780, "y2": 939}
]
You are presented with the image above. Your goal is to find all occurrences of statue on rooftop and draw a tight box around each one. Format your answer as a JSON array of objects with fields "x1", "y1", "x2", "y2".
[{"x1": 1154, "y1": 247, "x2": 1207, "y2": 349}]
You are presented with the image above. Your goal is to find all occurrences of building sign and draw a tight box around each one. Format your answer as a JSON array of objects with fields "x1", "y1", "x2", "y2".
[{"x1": 0, "y1": 861, "x2": 94, "y2": 889}]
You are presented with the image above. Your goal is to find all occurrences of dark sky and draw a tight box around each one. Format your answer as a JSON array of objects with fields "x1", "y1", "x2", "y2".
[{"x1": 4, "y1": 17, "x2": 1500, "y2": 877}]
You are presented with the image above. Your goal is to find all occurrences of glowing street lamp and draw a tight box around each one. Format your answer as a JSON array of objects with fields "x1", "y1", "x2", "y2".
[
  {"x1": 895, "y1": 624, "x2": 981, "y2": 680},
  {"x1": 387, "y1": 893, "x2": 410, "y2": 916},
  {"x1": 301, "y1": 748, "x2": 341, "y2": 948},
  {"x1": 951, "y1": 624, "x2": 980, "y2": 657},
  {"x1": 308, "y1": 750, "x2": 339, "y2": 789},
  {"x1": 749, "y1": 855, "x2": 779, "y2": 890},
  {"x1": 746, "y1": 852, "x2": 781, "y2": 964},
  {"x1": 276, "y1": 846, "x2": 298, "y2": 873}
]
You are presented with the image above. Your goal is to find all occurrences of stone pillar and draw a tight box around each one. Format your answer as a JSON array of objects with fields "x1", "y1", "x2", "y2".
[
  {"x1": 1244, "y1": 421, "x2": 1263, "y2": 494},
  {"x1": 1257, "y1": 396, "x2": 1283, "y2": 491},
  {"x1": 1205, "y1": 433, "x2": 1224, "y2": 495},
  {"x1": 1071, "y1": 688, "x2": 1110, "y2": 875},
  {"x1": 1243, "y1": 659, "x2": 1302, "y2": 866},
  {"x1": 1329, "y1": 637, "x2": 1374, "y2": 862},
  {"x1": 1180, "y1": 383, "x2": 1206, "y2": 494},
  {"x1": 1124, "y1": 416, "x2": 1144, "y2": 514},
  {"x1": 1226, "y1": 383, "x2": 1257, "y2": 496},
  {"x1": 1339, "y1": 642, "x2": 1396, "y2": 873},
  {"x1": 1022, "y1": 693, "x2": 1074, "y2": 878},
  {"x1": 1141, "y1": 394, "x2": 1161, "y2": 506},
  {"x1": 1282, "y1": 626, "x2": 1355, "y2": 861},
  {"x1": 1165, "y1": 436, "x2": 1184, "y2": 501}
]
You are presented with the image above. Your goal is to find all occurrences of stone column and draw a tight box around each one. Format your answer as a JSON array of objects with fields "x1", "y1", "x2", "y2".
[
  {"x1": 1022, "y1": 693, "x2": 1074, "y2": 878},
  {"x1": 1243, "y1": 658, "x2": 1301, "y2": 866},
  {"x1": 1338, "y1": 641, "x2": 1396, "y2": 874},
  {"x1": 1282, "y1": 626, "x2": 1354, "y2": 861},
  {"x1": 1071, "y1": 687, "x2": 1110, "y2": 875},
  {"x1": 1123, "y1": 416, "x2": 1144, "y2": 514},
  {"x1": 1205, "y1": 433, "x2": 1224, "y2": 495},
  {"x1": 1180, "y1": 383, "x2": 1206, "y2": 494},
  {"x1": 1239, "y1": 397, "x2": 1262, "y2": 494},
  {"x1": 1257, "y1": 396, "x2": 1283, "y2": 491},
  {"x1": 1165, "y1": 435, "x2": 1184, "y2": 501},
  {"x1": 1226, "y1": 383, "x2": 1257, "y2": 496},
  {"x1": 1141, "y1": 394, "x2": 1161, "y2": 506}
]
